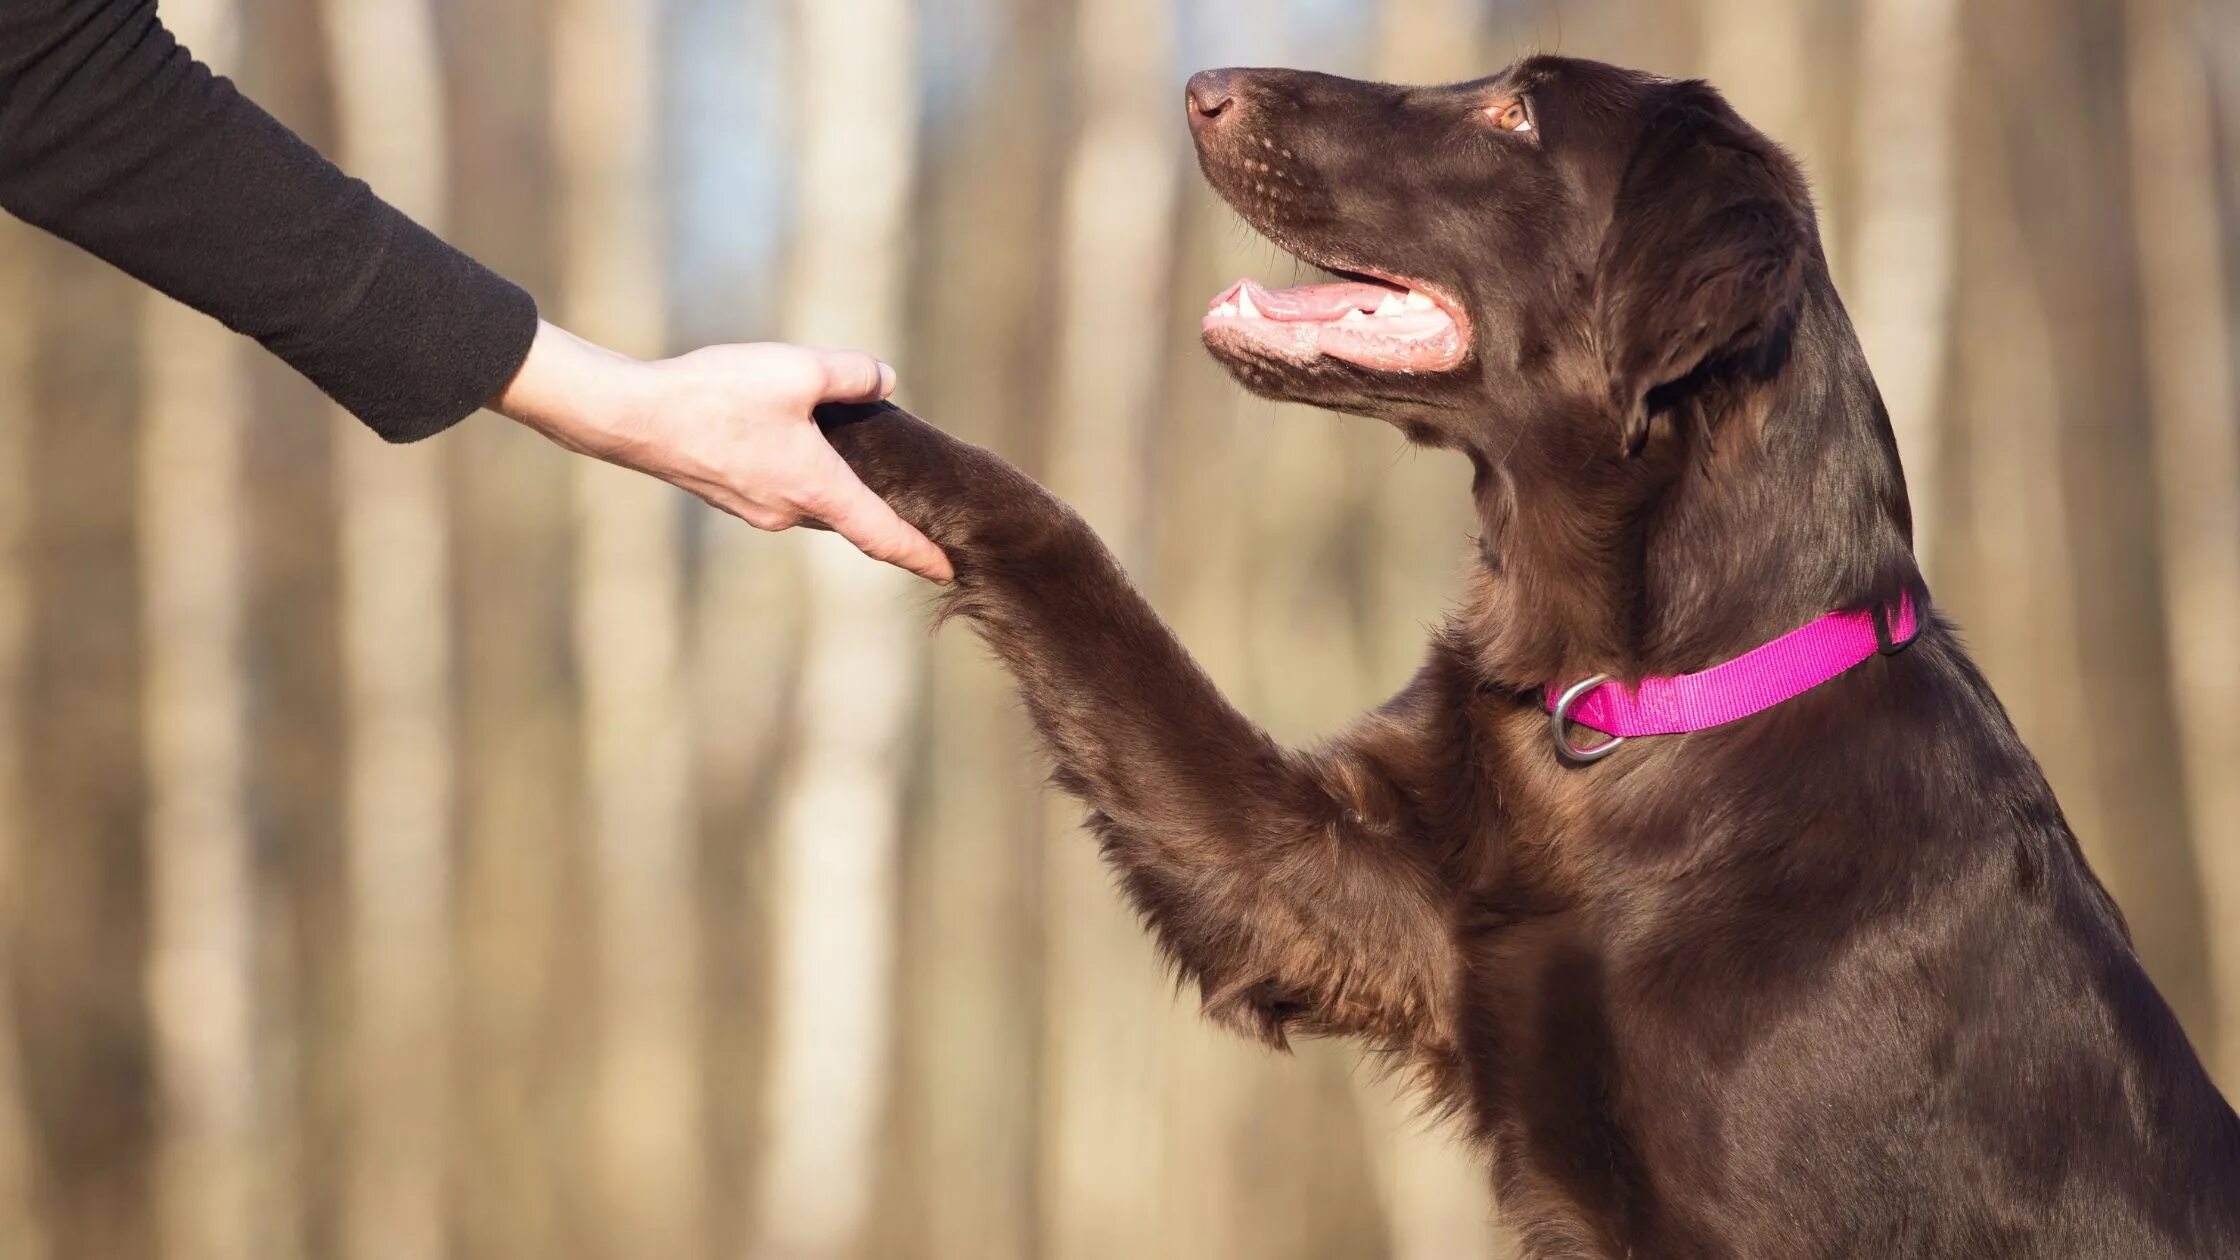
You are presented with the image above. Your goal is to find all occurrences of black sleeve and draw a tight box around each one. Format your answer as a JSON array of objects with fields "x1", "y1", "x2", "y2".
[{"x1": 0, "y1": 0, "x2": 539, "y2": 443}]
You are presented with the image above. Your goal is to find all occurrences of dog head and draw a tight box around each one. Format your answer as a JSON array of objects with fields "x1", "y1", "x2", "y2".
[{"x1": 1189, "y1": 56, "x2": 1814, "y2": 462}]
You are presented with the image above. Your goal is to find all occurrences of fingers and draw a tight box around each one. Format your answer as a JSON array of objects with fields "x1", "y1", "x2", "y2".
[
  {"x1": 814, "y1": 348, "x2": 898, "y2": 404},
  {"x1": 806, "y1": 464, "x2": 955, "y2": 583}
]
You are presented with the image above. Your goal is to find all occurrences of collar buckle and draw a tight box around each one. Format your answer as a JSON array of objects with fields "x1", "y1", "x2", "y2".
[{"x1": 1550, "y1": 674, "x2": 1626, "y2": 764}]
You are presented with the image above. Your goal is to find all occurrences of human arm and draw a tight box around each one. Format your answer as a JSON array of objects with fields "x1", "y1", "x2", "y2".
[
  {"x1": 0, "y1": 1, "x2": 950, "y2": 578},
  {"x1": 0, "y1": 0, "x2": 532, "y2": 441}
]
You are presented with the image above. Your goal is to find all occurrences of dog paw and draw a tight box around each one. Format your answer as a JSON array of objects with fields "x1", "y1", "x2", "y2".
[{"x1": 814, "y1": 401, "x2": 1065, "y2": 561}]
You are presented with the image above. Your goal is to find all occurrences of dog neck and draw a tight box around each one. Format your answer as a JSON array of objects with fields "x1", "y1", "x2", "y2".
[{"x1": 1460, "y1": 268, "x2": 1923, "y2": 693}]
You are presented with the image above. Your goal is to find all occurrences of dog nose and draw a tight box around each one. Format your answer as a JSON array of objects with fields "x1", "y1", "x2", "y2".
[{"x1": 1186, "y1": 69, "x2": 1236, "y2": 134}]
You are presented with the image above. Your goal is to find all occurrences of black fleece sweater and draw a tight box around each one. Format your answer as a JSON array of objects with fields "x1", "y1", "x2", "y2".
[{"x1": 0, "y1": 0, "x2": 538, "y2": 442}]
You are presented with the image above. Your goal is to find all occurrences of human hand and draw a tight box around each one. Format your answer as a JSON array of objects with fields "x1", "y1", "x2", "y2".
[{"x1": 492, "y1": 320, "x2": 954, "y2": 582}]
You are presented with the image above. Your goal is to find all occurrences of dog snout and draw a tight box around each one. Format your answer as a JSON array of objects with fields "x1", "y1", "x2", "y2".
[{"x1": 1186, "y1": 69, "x2": 1238, "y2": 134}]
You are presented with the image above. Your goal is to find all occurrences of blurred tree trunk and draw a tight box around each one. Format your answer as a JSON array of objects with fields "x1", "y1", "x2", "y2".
[
  {"x1": 435, "y1": 0, "x2": 594, "y2": 1255},
  {"x1": 0, "y1": 213, "x2": 51, "y2": 1260},
  {"x1": 875, "y1": 1, "x2": 1068, "y2": 1256},
  {"x1": 322, "y1": 1, "x2": 460, "y2": 1257},
  {"x1": 1045, "y1": 0, "x2": 1177, "y2": 565},
  {"x1": 686, "y1": 8, "x2": 797, "y2": 1256},
  {"x1": 1963, "y1": 0, "x2": 2212, "y2": 1042},
  {"x1": 138, "y1": 5, "x2": 259, "y2": 1258},
  {"x1": 234, "y1": 3, "x2": 350, "y2": 1253},
  {"x1": 1150, "y1": 203, "x2": 1250, "y2": 1257},
  {"x1": 2206, "y1": 0, "x2": 2240, "y2": 1088},
  {"x1": 2126, "y1": 0, "x2": 2240, "y2": 1084},
  {"x1": 553, "y1": 0, "x2": 707, "y2": 1255},
  {"x1": 12, "y1": 147, "x2": 156, "y2": 1260},
  {"x1": 1036, "y1": 0, "x2": 1186, "y2": 1255},
  {"x1": 1848, "y1": 0, "x2": 1958, "y2": 569},
  {"x1": 2213, "y1": 0, "x2": 2240, "y2": 345},
  {"x1": 748, "y1": 0, "x2": 922, "y2": 1254},
  {"x1": 140, "y1": 290, "x2": 256, "y2": 1260}
]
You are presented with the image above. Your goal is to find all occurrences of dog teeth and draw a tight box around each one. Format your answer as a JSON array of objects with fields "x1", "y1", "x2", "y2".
[
  {"x1": 1373, "y1": 293, "x2": 1406, "y2": 317},
  {"x1": 1339, "y1": 309, "x2": 1369, "y2": 325},
  {"x1": 1214, "y1": 302, "x2": 1239, "y2": 318},
  {"x1": 1404, "y1": 291, "x2": 1436, "y2": 311},
  {"x1": 1236, "y1": 287, "x2": 1264, "y2": 320}
]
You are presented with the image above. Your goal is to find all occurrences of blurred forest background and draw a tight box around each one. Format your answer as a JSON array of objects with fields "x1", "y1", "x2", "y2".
[{"x1": 2, "y1": 0, "x2": 2238, "y2": 1257}]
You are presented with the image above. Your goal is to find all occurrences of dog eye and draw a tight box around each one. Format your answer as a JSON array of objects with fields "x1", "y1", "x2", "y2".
[{"x1": 1487, "y1": 99, "x2": 1533, "y2": 134}]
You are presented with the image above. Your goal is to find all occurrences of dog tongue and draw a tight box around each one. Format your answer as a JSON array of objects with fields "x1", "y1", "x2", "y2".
[
  {"x1": 1202, "y1": 273, "x2": 1469, "y2": 372},
  {"x1": 1218, "y1": 277, "x2": 1401, "y2": 322}
]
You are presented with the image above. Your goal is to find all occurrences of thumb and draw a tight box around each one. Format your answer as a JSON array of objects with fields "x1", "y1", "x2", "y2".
[
  {"x1": 815, "y1": 349, "x2": 898, "y2": 404},
  {"x1": 809, "y1": 465, "x2": 955, "y2": 583}
]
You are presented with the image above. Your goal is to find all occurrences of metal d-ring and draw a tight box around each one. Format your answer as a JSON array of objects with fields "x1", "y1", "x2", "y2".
[{"x1": 1550, "y1": 674, "x2": 1626, "y2": 764}]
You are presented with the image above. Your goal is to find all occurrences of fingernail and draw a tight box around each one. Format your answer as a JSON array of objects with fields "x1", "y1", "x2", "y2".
[{"x1": 877, "y1": 362, "x2": 898, "y2": 396}]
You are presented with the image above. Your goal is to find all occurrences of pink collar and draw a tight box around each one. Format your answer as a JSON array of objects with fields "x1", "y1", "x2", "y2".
[{"x1": 1545, "y1": 592, "x2": 1921, "y2": 762}]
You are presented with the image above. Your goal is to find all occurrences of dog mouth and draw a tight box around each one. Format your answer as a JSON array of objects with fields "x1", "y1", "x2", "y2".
[{"x1": 1201, "y1": 268, "x2": 1471, "y2": 374}]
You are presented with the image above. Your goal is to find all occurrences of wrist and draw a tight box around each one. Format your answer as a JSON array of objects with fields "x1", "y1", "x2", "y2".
[{"x1": 492, "y1": 320, "x2": 655, "y2": 458}]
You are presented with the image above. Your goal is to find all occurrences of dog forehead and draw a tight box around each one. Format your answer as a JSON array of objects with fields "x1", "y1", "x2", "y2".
[{"x1": 1481, "y1": 56, "x2": 1678, "y2": 128}]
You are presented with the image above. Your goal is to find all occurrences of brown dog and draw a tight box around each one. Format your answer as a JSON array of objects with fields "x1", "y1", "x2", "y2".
[{"x1": 819, "y1": 55, "x2": 2240, "y2": 1259}]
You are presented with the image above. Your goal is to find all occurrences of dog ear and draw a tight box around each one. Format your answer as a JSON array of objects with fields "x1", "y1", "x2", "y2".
[{"x1": 1596, "y1": 85, "x2": 1810, "y2": 455}]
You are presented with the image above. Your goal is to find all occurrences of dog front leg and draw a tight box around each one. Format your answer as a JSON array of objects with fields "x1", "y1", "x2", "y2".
[{"x1": 818, "y1": 403, "x2": 1461, "y2": 1059}]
